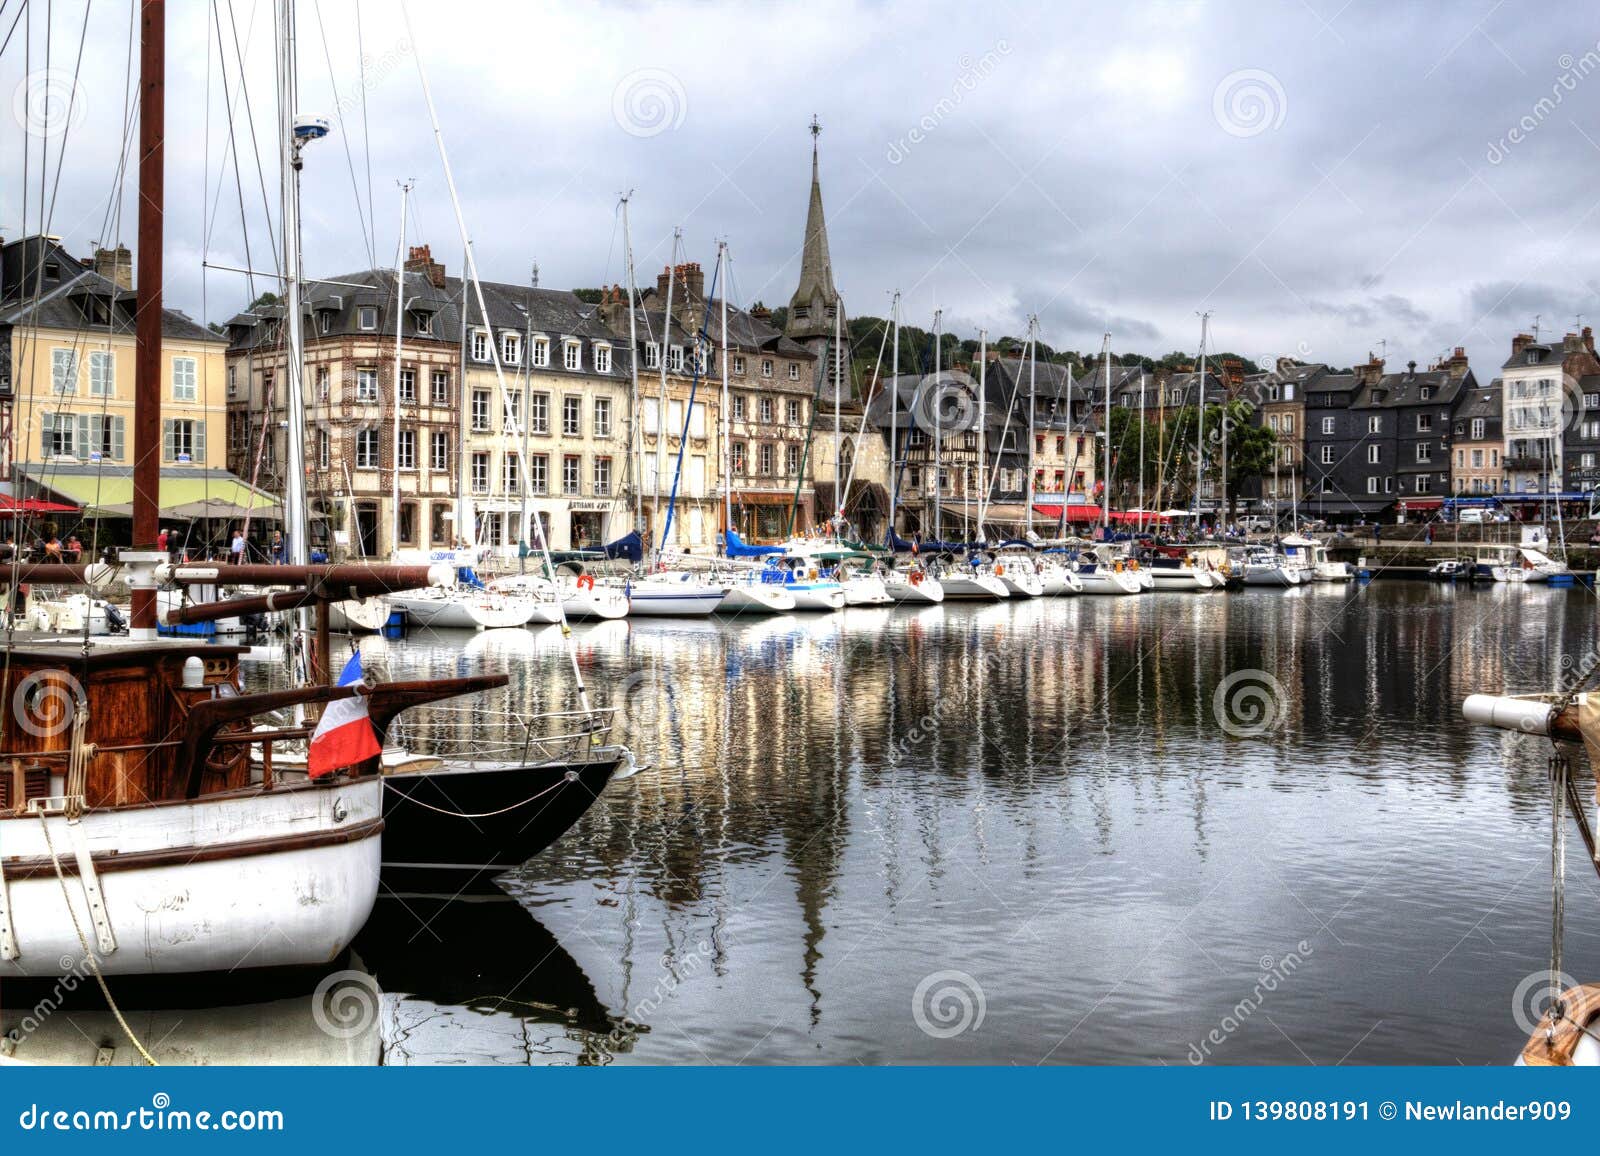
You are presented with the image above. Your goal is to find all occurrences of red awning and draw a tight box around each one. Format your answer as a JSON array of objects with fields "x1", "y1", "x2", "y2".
[
  {"x1": 0, "y1": 495, "x2": 78, "y2": 515},
  {"x1": 1032, "y1": 504, "x2": 1167, "y2": 525},
  {"x1": 1398, "y1": 498, "x2": 1443, "y2": 510}
]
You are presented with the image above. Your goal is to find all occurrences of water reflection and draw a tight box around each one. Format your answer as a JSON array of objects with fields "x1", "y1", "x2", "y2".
[{"x1": 67, "y1": 582, "x2": 1600, "y2": 1065}]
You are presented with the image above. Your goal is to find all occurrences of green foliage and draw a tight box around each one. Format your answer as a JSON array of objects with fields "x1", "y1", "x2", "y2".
[{"x1": 571, "y1": 288, "x2": 604, "y2": 304}]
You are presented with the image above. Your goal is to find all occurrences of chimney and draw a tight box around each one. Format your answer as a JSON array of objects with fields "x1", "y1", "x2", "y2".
[
  {"x1": 1585, "y1": 326, "x2": 1596, "y2": 359},
  {"x1": 1443, "y1": 346, "x2": 1471, "y2": 380},
  {"x1": 598, "y1": 283, "x2": 630, "y2": 332},
  {"x1": 405, "y1": 244, "x2": 446, "y2": 290},
  {"x1": 1510, "y1": 332, "x2": 1535, "y2": 357},
  {"x1": 93, "y1": 244, "x2": 133, "y2": 291},
  {"x1": 673, "y1": 262, "x2": 705, "y2": 302},
  {"x1": 1355, "y1": 352, "x2": 1386, "y2": 386},
  {"x1": 749, "y1": 303, "x2": 771, "y2": 322},
  {"x1": 1406, "y1": 359, "x2": 1417, "y2": 378},
  {"x1": 1563, "y1": 330, "x2": 1583, "y2": 354}
]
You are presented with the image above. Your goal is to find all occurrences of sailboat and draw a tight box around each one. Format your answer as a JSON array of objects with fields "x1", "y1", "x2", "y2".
[
  {"x1": 881, "y1": 292, "x2": 948, "y2": 604},
  {"x1": 0, "y1": 0, "x2": 510, "y2": 979}
]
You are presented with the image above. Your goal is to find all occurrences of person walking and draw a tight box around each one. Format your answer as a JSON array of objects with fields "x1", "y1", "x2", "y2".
[{"x1": 230, "y1": 527, "x2": 246, "y2": 565}]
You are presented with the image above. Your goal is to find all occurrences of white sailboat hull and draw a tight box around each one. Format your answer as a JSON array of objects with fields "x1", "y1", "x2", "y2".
[
  {"x1": 1148, "y1": 569, "x2": 1212, "y2": 592},
  {"x1": 995, "y1": 569, "x2": 1044, "y2": 598},
  {"x1": 939, "y1": 572, "x2": 1010, "y2": 600},
  {"x1": 785, "y1": 582, "x2": 847, "y2": 611},
  {"x1": 389, "y1": 592, "x2": 536, "y2": 630},
  {"x1": 1075, "y1": 567, "x2": 1144, "y2": 595},
  {"x1": 628, "y1": 580, "x2": 726, "y2": 617},
  {"x1": 884, "y1": 574, "x2": 945, "y2": 603},
  {"x1": 329, "y1": 597, "x2": 391, "y2": 633},
  {"x1": 842, "y1": 575, "x2": 892, "y2": 606},
  {"x1": 717, "y1": 582, "x2": 797, "y2": 614},
  {"x1": 561, "y1": 586, "x2": 630, "y2": 620},
  {"x1": 0, "y1": 779, "x2": 383, "y2": 978},
  {"x1": 1314, "y1": 562, "x2": 1355, "y2": 581},
  {"x1": 1038, "y1": 566, "x2": 1083, "y2": 596},
  {"x1": 1243, "y1": 565, "x2": 1308, "y2": 586}
]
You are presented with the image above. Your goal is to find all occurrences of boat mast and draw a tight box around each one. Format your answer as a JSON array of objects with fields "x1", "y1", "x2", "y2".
[
  {"x1": 1026, "y1": 317, "x2": 1036, "y2": 539},
  {"x1": 620, "y1": 194, "x2": 643, "y2": 535},
  {"x1": 1195, "y1": 311, "x2": 1211, "y2": 528},
  {"x1": 1102, "y1": 334, "x2": 1111, "y2": 530},
  {"x1": 1138, "y1": 369, "x2": 1146, "y2": 524},
  {"x1": 977, "y1": 327, "x2": 987, "y2": 536},
  {"x1": 833, "y1": 301, "x2": 843, "y2": 531},
  {"x1": 518, "y1": 266, "x2": 533, "y2": 571},
  {"x1": 718, "y1": 241, "x2": 730, "y2": 548},
  {"x1": 932, "y1": 307, "x2": 942, "y2": 541},
  {"x1": 888, "y1": 291, "x2": 900, "y2": 544},
  {"x1": 455, "y1": 253, "x2": 470, "y2": 546},
  {"x1": 129, "y1": 0, "x2": 166, "y2": 637},
  {"x1": 389, "y1": 178, "x2": 411, "y2": 558},
  {"x1": 656, "y1": 230, "x2": 678, "y2": 550}
]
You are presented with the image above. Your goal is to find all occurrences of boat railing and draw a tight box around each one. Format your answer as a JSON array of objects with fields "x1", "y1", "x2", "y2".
[{"x1": 374, "y1": 704, "x2": 622, "y2": 768}]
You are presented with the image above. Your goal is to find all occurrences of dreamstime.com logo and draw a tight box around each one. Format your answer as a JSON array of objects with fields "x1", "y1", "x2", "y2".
[
  {"x1": 12, "y1": 669, "x2": 84, "y2": 739},
  {"x1": 1211, "y1": 668, "x2": 1287, "y2": 737},
  {"x1": 908, "y1": 370, "x2": 980, "y2": 438},
  {"x1": 1212, "y1": 69, "x2": 1287, "y2": 138},
  {"x1": 612, "y1": 68, "x2": 687, "y2": 138},
  {"x1": 1511, "y1": 968, "x2": 1579, "y2": 1036},
  {"x1": 912, "y1": 969, "x2": 986, "y2": 1039},
  {"x1": 12, "y1": 69, "x2": 86, "y2": 138},
  {"x1": 309, "y1": 969, "x2": 382, "y2": 1040}
]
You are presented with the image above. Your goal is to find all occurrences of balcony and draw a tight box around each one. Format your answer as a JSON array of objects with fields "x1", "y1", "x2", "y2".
[{"x1": 1503, "y1": 455, "x2": 1546, "y2": 472}]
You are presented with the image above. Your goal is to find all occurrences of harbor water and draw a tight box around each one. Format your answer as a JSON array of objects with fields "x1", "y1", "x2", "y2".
[{"x1": 232, "y1": 581, "x2": 1598, "y2": 1064}]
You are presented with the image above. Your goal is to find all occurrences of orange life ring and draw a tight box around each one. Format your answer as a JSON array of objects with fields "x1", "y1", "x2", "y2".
[
  {"x1": 577, "y1": 573, "x2": 595, "y2": 590},
  {"x1": 910, "y1": 571, "x2": 924, "y2": 585}
]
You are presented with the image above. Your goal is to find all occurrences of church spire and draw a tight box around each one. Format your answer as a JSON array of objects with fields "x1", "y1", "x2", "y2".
[{"x1": 786, "y1": 115, "x2": 839, "y2": 345}]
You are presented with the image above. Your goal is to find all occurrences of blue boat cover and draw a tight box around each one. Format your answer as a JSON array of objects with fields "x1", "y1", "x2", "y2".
[
  {"x1": 725, "y1": 529, "x2": 784, "y2": 558},
  {"x1": 604, "y1": 530, "x2": 644, "y2": 563}
]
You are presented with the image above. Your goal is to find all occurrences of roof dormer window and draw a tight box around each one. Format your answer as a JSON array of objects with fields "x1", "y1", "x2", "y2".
[{"x1": 1527, "y1": 350, "x2": 1539, "y2": 365}]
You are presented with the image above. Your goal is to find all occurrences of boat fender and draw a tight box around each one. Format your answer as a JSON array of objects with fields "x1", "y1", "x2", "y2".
[
  {"x1": 1113, "y1": 560, "x2": 1124, "y2": 573},
  {"x1": 809, "y1": 568, "x2": 819, "y2": 580},
  {"x1": 577, "y1": 573, "x2": 595, "y2": 590},
  {"x1": 995, "y1": 564, "x2": 1004, "y2": 577}
]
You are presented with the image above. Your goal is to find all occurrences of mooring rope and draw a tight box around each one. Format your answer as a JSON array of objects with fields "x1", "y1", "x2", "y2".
[{"x1": 37, "y1": 813, "x2": 156, "y2": 1066}]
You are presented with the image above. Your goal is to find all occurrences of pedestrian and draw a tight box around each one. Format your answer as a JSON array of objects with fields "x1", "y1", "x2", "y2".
[
  {"x1": 1374, "y1": 522, "x2": 1382, "y2": 544},
  {"x1": 64, "y1": 534, "x2": 82, "y2": 563},
  {"x1": 156, "y1": 526, "x2": 169, "y2": 554},
  {"x1": 270, "y1": 530, "x2": 285, "y2": 564},
  {"x1": 230, "y1": 526, "x2": 246, "y2": 565},
  {"x1": 44, "y1": 534, "x2": 62, "y2": 560},
  {"x1": 1424, "y1": 524, "x2": 1433, "y2": 545}
]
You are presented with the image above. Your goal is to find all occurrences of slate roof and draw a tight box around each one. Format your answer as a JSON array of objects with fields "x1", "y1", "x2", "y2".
[
  {"x1": 1357, "y1": 367, "x2": 1469, "y2": 409},
  {"x1": 1501, "y1": 341, "x2": 1561, "y2": 371}
]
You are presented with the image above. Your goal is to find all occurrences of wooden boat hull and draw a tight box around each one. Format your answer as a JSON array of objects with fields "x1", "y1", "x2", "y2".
[
  {"x1": 377, "y1": 750, "x2": 625, "y2": 895},
  {"x1": 0, "y1": 779, "x2": 383, "y2": 978}
]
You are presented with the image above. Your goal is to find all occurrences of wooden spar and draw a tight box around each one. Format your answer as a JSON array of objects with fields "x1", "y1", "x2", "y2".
[
  {"x1": 163, "y1": 588, "x2": 326, "y2": 625},
  {"x1": 131, "y1": 0, "x2": 165, "y2": 632},
  {"x1": 164, "y1": 563, "x2": 447, "y2": 588}
]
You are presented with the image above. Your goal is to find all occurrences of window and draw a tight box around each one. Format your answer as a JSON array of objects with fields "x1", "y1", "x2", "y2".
[
  {"x1": 1283, "y1": 415, "x2": 1294, "y2": 434},
  {"x1": 1471, "y1": 449, "x2": 1485, "y2": 468},
  {"x1": 1268, "y1": 415, "x2": 1280, "y2": 432},
  {"x1": 668, "y1": 346, "x2": 685, "y2": 372},
  {"x1": 759, "y1": 443, "x2": 774, "y2": 475},
  {"x1": 316, "y1": 367, "x2": 330, "y2": 401},
  {"x1": 529, "y1": 454, "x2": 548, "y2": 494},
  {"x1": 1416, "y1": 413, "x2": 1432, "y2": 432},
  {"x1": 1585, "y1": 453, "x2": 1597, "y2": 469},
  {"x1": 162, "y1": 418, "x2": 204, "y2": 462},
  {"x1": 1470, "y1": 417, "x2": 1485, "y2": 440},
  {"x1": 51, "y1": 349, "x2": 78, "y2": 394},
  {"x1": 1367, "y1": 477, "x2": 1378, "y2": 494},
  {"x1": 415, "y1": 311, "x2": 432, "y2": 336},
  {"x1": 786, "y1": 444, "x2": 800, "y2": 476},
  {"x1": 430, "y1": 431, "x2": 449, "y2": 472},
  {"x1": 318, "y1": 428, "x2": 331, "y2": 469},
  {"x1": 1585, "y1": 421, "x2": 1600, "y2": 440},
  {"x1": 1367, "y1": 416, "x2": 1381, "y2": 433},
  {"x1": 594, "y1": 456, "x2": 611, "y2": 496},
  {"x1": 399, "y1": 501, "x2": 418, "y2": 545},
  {"x1": 1527, "y1": 350, "x2": 1539, "y2": 365},
  {"x1": 501, "y1": 332, "x2": 521, "y2": 365},
  {"x1": 503, "y1": 452, "x2": 520, "y2": 493},
  {"x1": 787, "y1": 399, "x2": 801, "y2": 424},
  {"x1": 762, "y1": 359, "x2": 774, "y2": 378},
  {"x1": 788, "y1": 362, "x2": 800, "y2": 381},
  {"x1": 731, "y1": 441, "x2": 746, "y2": 472},
  {"x1": 83, "y1": 414, "x2": 125, "y2": 460},
  {"x1": 472, "y1": 389, "x2": 491, "y2": 432},
  {"x1": 733, "y1": 356, "x2": 746, "y2": 376},
  {"x1": 41, "y1": 412, "x2": 74, "y2": 456},
  {"x1": 1419, "y1": 386, "x2": 1432, "y2": 401},
  {"x1": 169, "y1": 356, "x2": 197, "y2": 401},
  {"x1": 1321, "y1": 416, "x2": 1335, "y2": 435},
  {"x1": 471, "y1": 452, "x2": 490, "y2": 494},
  {"x1": 594, "y1": 397, "x2": 612, "y2": 438},
  {"x1": 563, "y1": 396, "x2": 582, "y2": 436},
  {"x1": 471, "y1": 330, "x2": 489, "y2": 361},
  {"x1": 595, "y1": 344, "x2": 611, "y2": 373},
  {"x1": 358, "y1": 306, "x2": 377, "y2": 330},
  {"x1": 759, "y1": 397, "x2": 773, "y2": 423},
  {"x1": 531, "y1": 336, "x2": 550, "y2": 367},
  {"x1": 320, "y1": 312, "x2": 333, "y2": 335},
  {"x1": 733, "y1": 395, "x2": 746, "y2": 420},
  {"x1": 431, "y1": 370, "x2": 450, "y2": 406},
  {"x1": 503, "y1": 390, "x2": 523, "y2": 430},
  {"x1": 1416, "y1": 442, "x2": 1431, "y2": 463},
  {"x1": 1385, "y1": 476, "x2": 1394, "y2": 493},
  {"x1": 356, "y1": 368, "x2": 378, "y2": 402},
  {"x1": 1415, "y1": 474, "x2": 1432, "y2": 493},
  {"x1": 399, "y1": 368, "x2": 416, "y2": 404},
  {"x1": 227, "y1": 364, "x2": 237, "y2": 398},
  {"x1": 88, "y1": 350, "x2": 114, "y2": 397},
  {"x1": 398, "y1": 428, "x2": 416, "y2": 470},
  {"x1": 644, "y1": 342, "x2": 660, "y2": 370},
  {"x1": 562, "y1": 455, "x2": 581, "y2": 495},
  {"x1": 530, "y1": 392, "x2": 550, "y2": 434},
  {"x1": 564, "y1": 341, "x2": 581, "y2": 371},
  {"x1": 1367, "y1": 444, "x2": 1381, "y2": 464},
  {"x1": 356, "y1": 428, "x2": 379, "y2": 469}
]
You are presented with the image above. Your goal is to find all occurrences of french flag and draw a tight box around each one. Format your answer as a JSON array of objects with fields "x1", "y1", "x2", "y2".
[{"x1": 308, "y1": 651, "x2": 382, "y2": 779}]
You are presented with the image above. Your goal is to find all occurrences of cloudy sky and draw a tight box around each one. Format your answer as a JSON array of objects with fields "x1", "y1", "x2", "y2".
[{"x1": 6, "y1": 0, "x2": 1600, "y2": 374}]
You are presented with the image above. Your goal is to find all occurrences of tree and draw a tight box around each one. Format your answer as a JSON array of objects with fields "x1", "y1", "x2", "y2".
[{"x1": 571, "y1": 288, "x2": 604, "y2": 304}]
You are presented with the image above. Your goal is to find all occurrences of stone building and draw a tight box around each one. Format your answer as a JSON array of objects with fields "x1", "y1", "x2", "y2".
[
  {"x1": 1450, "y1": 377, "x2": 1505, "y2": 495},
  {"x1": 1501, "y1": 328, "x2": 1600, "y2": 494}
]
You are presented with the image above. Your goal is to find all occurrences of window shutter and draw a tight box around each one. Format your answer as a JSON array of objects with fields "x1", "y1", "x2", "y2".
[
  {"x1": 163, "y1": 418, "x2": 174, "y2": 461},
  {"x1": 41, "y1": 413, "x2": 53, "y2": 456},
  {"x1": 195, "y1": 420, "x2": 206, "y2": 462},
  {"x1": 77, "y1": 414, "x2": 91, "y2": 456},
  {"x1": 112, "y1": 416, "x2": 125, "y2": 460}
]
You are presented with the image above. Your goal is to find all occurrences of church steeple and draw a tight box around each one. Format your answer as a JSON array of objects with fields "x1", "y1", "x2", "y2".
[{"x1": 786, "y1": 115, "x2": 840, "y2": 346}]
